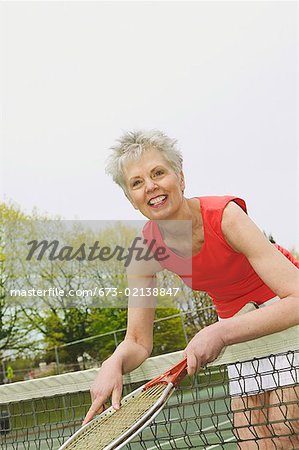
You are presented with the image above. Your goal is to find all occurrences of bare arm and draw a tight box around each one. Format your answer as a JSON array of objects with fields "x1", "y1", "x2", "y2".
[
  {"x1": 116, "y1": 237, "x2": 164, "y2": 373},
  {"x1": 184, "y1": 201, "x2": 299, "y2": 375},
  {"x1": 83, "y1": 304, "x2": 155, "y2": 425},
  {"x1": 83, "y1": 240, "x2": 161, "y2": 424},
  {"x1": 220, "y1": 201, "x2": 299, "y2": 344},
  {"x1": 103, "y1": 314, "x2": 155, "y2": 375}
]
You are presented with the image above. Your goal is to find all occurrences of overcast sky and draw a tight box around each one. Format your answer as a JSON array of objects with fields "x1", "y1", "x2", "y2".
[{"x1": 1, "y1": 1, "x2": 298, "y2": 250}]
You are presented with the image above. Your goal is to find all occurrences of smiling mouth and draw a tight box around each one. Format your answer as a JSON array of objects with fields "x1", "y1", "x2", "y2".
[{"x1": 148, "y1": 195, "x2": 168, "y2": 208}]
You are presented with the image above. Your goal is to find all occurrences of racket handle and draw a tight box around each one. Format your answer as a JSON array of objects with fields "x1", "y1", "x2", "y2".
[{"x1": 144, "y1": 358, "x2": 188, "y2": 390}]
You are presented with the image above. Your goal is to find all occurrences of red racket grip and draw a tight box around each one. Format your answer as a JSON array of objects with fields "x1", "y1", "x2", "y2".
[{"x1": 144, "y1": 358, "x2": 188, "y2": 390}]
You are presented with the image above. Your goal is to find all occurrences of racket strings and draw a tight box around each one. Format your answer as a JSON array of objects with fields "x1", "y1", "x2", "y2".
[{"x1": 64, "y1": 384, "x2": 166, "y2": 449}]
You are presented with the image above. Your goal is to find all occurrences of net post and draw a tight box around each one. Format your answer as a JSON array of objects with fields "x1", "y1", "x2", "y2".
[
  {"x1": 113, "y1": 332, "x2": 118, "y2": 349},
  {"x1": 180, "y1": 312, "x2": 189, "y2": 345},
  {"x1": 1, "y1": 359, "x2": 6, "y2": 384},
  {"x1": 55, "y1": 346, "x2": 61, "y2": 375}
]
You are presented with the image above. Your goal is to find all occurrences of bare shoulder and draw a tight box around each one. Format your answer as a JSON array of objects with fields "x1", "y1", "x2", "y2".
[
  {"x1": 222, "y1": 200, "x2": 246, "y2": 225},
  {"x1": 221, "y1": 200, "x2": 299, "y2": 298},
  {"x1": 221, "y1": 200, "x2": 251, "y2": 253},
  {"x1": 221, "y1": 200, "x2": 273, "y2": 257}
]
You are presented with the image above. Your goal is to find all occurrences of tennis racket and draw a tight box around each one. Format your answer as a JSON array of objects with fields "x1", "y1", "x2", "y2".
[
  {"x1": 59, "y1": 303, "x2": 258, "y2": 450},
  {"x1": 58, "y1": 357, "x2": 188, "y2": 450}
]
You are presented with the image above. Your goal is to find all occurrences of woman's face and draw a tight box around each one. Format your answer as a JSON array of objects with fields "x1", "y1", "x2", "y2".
[{"x1": 123, "y1": 148, "x2": 185, "y2": 220}]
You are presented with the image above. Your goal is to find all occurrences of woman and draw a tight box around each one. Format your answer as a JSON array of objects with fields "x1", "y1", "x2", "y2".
[{"x1": 84, "y1": 130, "x2": 299, "y2": 449}]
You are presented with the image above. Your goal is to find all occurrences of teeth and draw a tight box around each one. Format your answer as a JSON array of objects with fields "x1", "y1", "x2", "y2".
[{"x1": 149, "y1": 195, "x2": 167, "y2": 205}]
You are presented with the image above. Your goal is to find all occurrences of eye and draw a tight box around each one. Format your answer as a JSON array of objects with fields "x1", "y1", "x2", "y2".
[
  {"x1": 153, "y1": 169, "x2": 164, "y2": 177},
  {"x1": 132, "y1": 179, "x2": 142, "y2": 188}
]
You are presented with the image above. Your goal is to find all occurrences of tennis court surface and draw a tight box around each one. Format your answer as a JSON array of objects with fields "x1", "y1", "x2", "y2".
[{"x1": 0, "y1": 325, "x2": 298, "y2": 449}]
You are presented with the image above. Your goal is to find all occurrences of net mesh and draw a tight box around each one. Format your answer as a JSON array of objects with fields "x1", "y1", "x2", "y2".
[{"x1": 0, "y1": 325, "x2": 298, "y2": 450}]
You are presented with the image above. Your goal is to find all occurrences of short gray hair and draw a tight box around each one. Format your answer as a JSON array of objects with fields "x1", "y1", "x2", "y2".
[{"x1": 106, "y1": 130, "x2": 183, "y2": 192}]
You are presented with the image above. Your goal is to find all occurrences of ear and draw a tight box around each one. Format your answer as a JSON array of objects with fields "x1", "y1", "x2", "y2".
[{"x1": 179, "y1": 171, "x2": 185, "y2": 192}]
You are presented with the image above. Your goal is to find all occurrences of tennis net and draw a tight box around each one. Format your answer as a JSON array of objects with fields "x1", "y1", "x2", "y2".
[{"x1": 0, "y1": 325, "x2": 298, "y2": 449}]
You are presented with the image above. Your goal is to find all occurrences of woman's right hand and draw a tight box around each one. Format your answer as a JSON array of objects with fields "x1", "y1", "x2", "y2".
[{"x1": 82, "y1": 357, "x2": 123, "y2": 425}]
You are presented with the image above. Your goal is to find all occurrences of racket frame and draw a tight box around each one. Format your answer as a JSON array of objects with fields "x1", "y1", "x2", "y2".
[
  {"x1": 106, "y1": 382, "x2": 174, "y2": 450},
  {"x1": 58, "y1": 383, "x2": 175, "y2": 450}
]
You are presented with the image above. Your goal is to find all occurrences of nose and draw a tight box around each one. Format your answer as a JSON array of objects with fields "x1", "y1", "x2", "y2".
[{"x1": 144, "y1": 178, "x2": 158, "y2": 193}]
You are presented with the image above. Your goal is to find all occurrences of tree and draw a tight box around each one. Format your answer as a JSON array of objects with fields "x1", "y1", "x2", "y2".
[
  {"x1": 15, "y1": 220, "x2": 138, "y2": 367},
  {"x1": 0, "y1": 202, "x2": 30, "y2": 354},
  {"x1": 153, "y1": 307, "x2": 187, "y2": 355}
]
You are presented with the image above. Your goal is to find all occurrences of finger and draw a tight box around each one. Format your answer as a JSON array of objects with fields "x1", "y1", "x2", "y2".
[
  {"x1": 111, "y1": 383, "x2": 122, "y2": 410},
  {"x1": 187, "y1": 352, "x2": 198, "y2": 376},
  {"x1": 90, "y1": 386, "x2": 100, "y2": 403},
  {"x1": 82, "y1": 396, "x2": 105, "y2": 425}
]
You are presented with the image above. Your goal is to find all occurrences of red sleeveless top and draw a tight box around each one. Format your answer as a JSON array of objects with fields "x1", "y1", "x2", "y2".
[{"x1": 142, "y1": 196, "x2": 299, "y2": 318}]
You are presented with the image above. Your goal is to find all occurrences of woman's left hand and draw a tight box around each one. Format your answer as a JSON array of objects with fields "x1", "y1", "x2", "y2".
[{"x1": 184, "y1": 322, "x2": 226, "y2": 376}]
